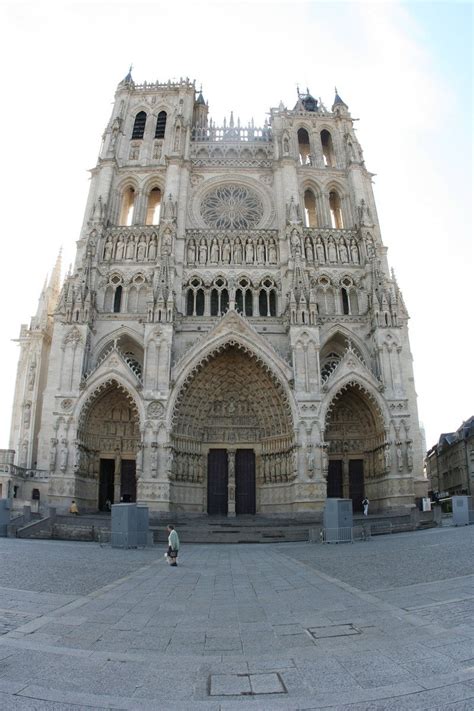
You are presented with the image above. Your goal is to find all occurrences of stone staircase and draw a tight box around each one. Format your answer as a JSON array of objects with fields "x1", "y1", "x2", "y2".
[{"x1": 12, "y1": 508, "x2": 440, "y2": 543}]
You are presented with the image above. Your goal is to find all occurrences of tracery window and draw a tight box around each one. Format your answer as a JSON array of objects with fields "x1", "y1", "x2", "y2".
[
  {"x1": 119, "y1": 187, "x2": 135, "y2": 226},
  {"x1": 304, "y1": 189, "x2": 318, "y2": 227},
  {"x1": 132, "y1": 111, "x2": 147, "y2": 139},
  {"x1": 258, "y1": 278, "x2": 277, "y2": 317},
  {"x1": 186, "y1": 278, "x2": 205, "y2": 316},
  {"x1": 321, "y1": 352, "x2": 341, "y2": 381},
  {"x1": 113, "y1": 285, "x2": 122, "y2": 313},
  {"x1": 321, "y1": 130, "x2": 335, "y2": 167},
  {"x1": 146, "y1": 187, "x2": 161, "y2": 225},
  {"x1": 236, "y1": 278, "x2": 253, "y2": 316},
  {"x1": 200, "y1": 184, "x2": 263, "y2": 229},
  {"x1": 329, "y1": 190, "x2": 344, "y2": 229},
  {"x1": 297, "y1": 128, "x2": 311, "y2": 165},
  {"x1": 210, "y1": 278, "x2": 229, "y2": 316},
  {"x1": 155, "y1": 111, "x2": 167, "y2": 139}
]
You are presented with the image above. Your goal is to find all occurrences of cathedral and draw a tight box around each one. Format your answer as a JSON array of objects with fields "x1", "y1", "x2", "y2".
[{"x1": 5, "y1": 71, "x2": 428, "y2": 515}]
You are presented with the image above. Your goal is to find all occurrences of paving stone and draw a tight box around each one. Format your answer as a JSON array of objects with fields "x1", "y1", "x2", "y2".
[
  {"x1": 210, "y1": 673, "x2": 251, "y2": 696},
  {"x1": 249, "y1": 672, "x2": 286, "y2": 694}
]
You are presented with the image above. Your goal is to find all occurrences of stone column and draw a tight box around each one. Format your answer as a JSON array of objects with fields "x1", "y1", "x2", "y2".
[
  {"x1": 227, "y1": 450, "x2": 236, "y2": 517},
  {"x1": 114, "y1": 449, "x2": 121, "y2": 503}
]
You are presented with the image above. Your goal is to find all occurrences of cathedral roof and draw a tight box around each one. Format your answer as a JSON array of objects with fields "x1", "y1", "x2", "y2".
[
  {"x1": 119, "y1": 66, "x2": 134, "y2": 87},
  {"x1": 293, "y1": 87, "x2": 318, "y2": 112},
  {"x1": 333, "y1": 89, "x2": 348, "y2": 108},
  {"x1": 196, "y1": 90, "x2": 206, "y2": 106}
]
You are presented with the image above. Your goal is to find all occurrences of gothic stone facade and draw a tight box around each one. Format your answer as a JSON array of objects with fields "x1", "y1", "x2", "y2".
[{"x1": 6, "y1": 73, "x2": 427, "y2": 514}]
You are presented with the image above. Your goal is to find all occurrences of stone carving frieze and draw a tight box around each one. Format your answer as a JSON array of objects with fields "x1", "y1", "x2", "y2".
[
  {"x1": 185, "y1": 229, "x2": 278, "y2": 267},
  {"x1": 100, "y1": 226, "x2": 160, "y2": 263},
  {"x1": 301, "y1": 228, "x2": 365, "y2": 266}
]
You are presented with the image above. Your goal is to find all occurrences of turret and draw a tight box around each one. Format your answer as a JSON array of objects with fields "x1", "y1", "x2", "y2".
[{"x1": 193, "y1": 88, "x2": 208, "y2": 128}]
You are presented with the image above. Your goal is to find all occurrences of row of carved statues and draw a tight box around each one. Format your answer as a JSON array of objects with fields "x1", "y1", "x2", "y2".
[
  {"x1": 186, "y1": 233, "x2": 278, "y2": 266},
  {"x1": 261, "y1": 451, "x2": 298, "y2": 483},
  {"x1": 294, "y1": 231, "x2": 374, "y2": 265},
  {"x1": 102, "y1": 232, "x2": 160, "y2": 262}
]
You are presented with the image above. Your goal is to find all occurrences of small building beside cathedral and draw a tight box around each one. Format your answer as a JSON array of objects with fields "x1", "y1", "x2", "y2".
[{"x1": 2, "y1": 72, "x2": 428, "y2": 515}]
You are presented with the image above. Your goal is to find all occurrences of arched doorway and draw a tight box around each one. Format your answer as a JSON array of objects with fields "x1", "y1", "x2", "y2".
[
  {"x1": 324, "y1": 383, "x2": 386, "y2": 511},
  {"x1": 171, "y1": 344, "x2": 295, "y2": 515},
  {"x1": 78, "y1": 380, "x2": 141, "y2": 510}
]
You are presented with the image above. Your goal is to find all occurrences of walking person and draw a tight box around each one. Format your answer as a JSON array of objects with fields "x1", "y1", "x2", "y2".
[
  {"x1": 69, "y1": 500, "x2": 79, "y2": 515},
  {"x1": 362, "y1": 497, "x2": 369, "y2": 517},
  {"x1": 166, "y1": 524, "x2": 180, "y2": 566}
]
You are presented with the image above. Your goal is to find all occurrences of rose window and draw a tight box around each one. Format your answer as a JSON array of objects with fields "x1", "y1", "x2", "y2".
[{"x1": 200, "y1": 184, "x2": 263, "y2": 229}]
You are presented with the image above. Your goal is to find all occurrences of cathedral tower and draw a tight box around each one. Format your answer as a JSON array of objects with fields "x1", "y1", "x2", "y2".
[{"x1": 5, "y1": 73, "x2": 427, "y2": 514}]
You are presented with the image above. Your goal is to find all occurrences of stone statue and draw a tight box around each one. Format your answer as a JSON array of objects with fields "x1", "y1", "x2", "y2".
[
  {"x1": 384, "y1": 444, "x2": 391, "y2": 470},
  {"x1": 148, "y1": 235, "x2": 157, "y2": 260},
  {"x1": 125, "y1": 236, "x2": 135, "y2": 260},
  {"x1": 396, "y1": 443, "x2": 403, "y2": 471},
  {"x1": 406, "y1": 441, "x2": 413, "y2": 470},
  {"x1": 222, "y1": 238, "x2": 231, "y2": 264},
  {"x1": 256, "y1": 238, "x2": 265, "y2": 264},
  {"x1": 28, "y1": 360, "x2": 36, "y2": 390},
  {"x1": 187, "y1": 239, "x2": 196, "y2": 264},
  {"x1": 328, "y1": 237, "x2": 337, "y2": 263},
  {"x1": 366, "y1": 237, "x2": 375, "y2": 259},
  {"x1": 305, "y1": 237, "x2": 314, "y2": 262},
  {"x1": 268, "y1": 239, "x2": 277, "y2": 264},
  {"x1": 283, "y1": 136, "x2": 289, "y2": 155},
  {"x1": 287, "y1": 196, "x2": 300, "y2": 224},
  {"x1": 115, "y1": 237, "x2": 124, "y2": 261},
  {"x1": 136, "y1": 238, "x2": 146, "y2": 261},
  {"x1": 153, "y1": 142, "x2": 162, "y2": 160},
  {"x1": 210, "y1": 238, "x2": 219, "y2": 264},
  {"x1": 162, "y1": 230, "x2": 172, "y2": 256},
  {"x1": 198, "y1": 238, "x2": 207, "y2": 264},
  {"x1": 350, "y1": 239, "x2": 359, "y2": 264},
  {"x1": 23, "y1": 403, "x2": 31, "y2": 428},
  {"x1": 245, "y1": 239, "x2": 254, "y2": 264},
  {"x1": 358, "y1": 199, "x2": 371, "y2": 225},
  {"x1": 49, "y1": 438, "x2": 57, "y2": 470},
  {"x1": 233, "y1": 238, "x2": 243, "y2": 264},
  {"x1": 59, "y1": 440, "x2": 68, "y2": 472},
  {"x1": 339, "y1": 238, "x2": 349, "y2": 263},
  {"x1": 291, "y1": 228, "x2": 301, "y2": 256},
  {"x1": 307, "y1": 448, "x2": 314, "y2": 478},
  {"x1": 316, "y1": 237, "x2": 325, "y2": 263},
  {"x1": 103, "y1": 238, "x2": 113, "y2": 261}
]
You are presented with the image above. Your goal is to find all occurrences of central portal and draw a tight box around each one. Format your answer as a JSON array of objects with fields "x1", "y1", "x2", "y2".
[{"x1": 207, "y1": 448, "x2": 256, "y2": 516}]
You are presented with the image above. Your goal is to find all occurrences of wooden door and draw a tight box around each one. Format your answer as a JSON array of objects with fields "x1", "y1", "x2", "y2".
[
  {"x1": 99, "y1": 458, "x2": 115, "y2": 510},
  {"x1": 120, "y1": 459, "x2": 136, "y2": 503},
  {"x1": 235, "y1": 449, "x2": 256, "y2": 515},
  {"x1": 327, "y1": 459, "x2": 343, "y2": 498},
  {"x1": 207, "y1": 449, "x2": 228, "y2": 515},
  {"x1": 349, "y1": 459, "x2": 364, "y2": 511}
]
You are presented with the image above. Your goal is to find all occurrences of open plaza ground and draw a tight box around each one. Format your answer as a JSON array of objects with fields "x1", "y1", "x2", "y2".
[{"x1": 0, "y1": 525, "x2": 473, "y2": 710}]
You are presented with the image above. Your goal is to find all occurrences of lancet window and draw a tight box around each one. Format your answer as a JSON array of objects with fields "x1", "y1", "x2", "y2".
[
  {"x1": 258, "y1": 278, "x2": 277, "y2": 317},
  {"x1": 297, "y1": 128, "x2": 311, "y2": 165},
  {"x1": 321, "y1": 130, "x2": 335, "y2": 167},
  {"x1": 210, "y1": 278, "x2": 229, "y2": 316},
  {"x1": 236, "y1": 278, "x2": 253, "y2": 316},
  {"x1": 119, "y1": 187, "x2": 135, "y2": 226},
  {"x1": 131, "y1": 111, "x2": 147, "y2": 139},
  {"x1": 155, "y1": 111, "x2": 167, "y2": 139},
  {"x1": 304, "y1": 189, "x2": 318, "y2": 227},
  {"x1": 145, "y1": 187, "x2": 162, "y2": 225},
  {"x1": 329, "y1": 190, "x2": 344, "y2": 229},
  {"x1": 113, "y1": 285, "x2": 122, "y2": 313},
  {"x1": 186, "y1": 278, "x2": 205, "y2": 316}
]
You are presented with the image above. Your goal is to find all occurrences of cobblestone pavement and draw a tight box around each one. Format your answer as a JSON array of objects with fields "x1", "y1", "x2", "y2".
[{"x1": 0, "y1": 527, "x2": 472, "y2": 710}]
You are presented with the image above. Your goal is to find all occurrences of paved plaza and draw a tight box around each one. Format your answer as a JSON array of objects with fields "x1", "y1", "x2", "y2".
[{"x1": 0, "y1": 526, "x2": 473, "y2": 710}]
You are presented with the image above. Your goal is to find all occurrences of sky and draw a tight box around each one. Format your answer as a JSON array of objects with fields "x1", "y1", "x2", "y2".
[{"x1": 0, "y1": 0, "x2": 472, "y2": 451}]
